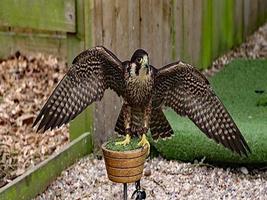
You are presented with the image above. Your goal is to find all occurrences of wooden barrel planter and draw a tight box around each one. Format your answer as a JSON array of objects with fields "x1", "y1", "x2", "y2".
[{"x1": 102, "y1": 142, "x2": 148, "y2": 183}]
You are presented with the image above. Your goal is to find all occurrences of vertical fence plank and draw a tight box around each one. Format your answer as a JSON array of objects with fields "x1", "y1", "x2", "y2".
[
  {"x1": 182, "y1": 0, "x2": 194, "y2": 64},
  {"x1": 128, "y1": 0, "x2": 141, "y2": 52},
  {"x1": 192, "y1": 0, "x2": 202, "y2": 66},
  {"x1": 140, "y1": 0, "x2": 152, "y2": 57},
  {"x1": 140, "y1": 0, "x2": 163, "y2": 68},
  {"x1": 212, "y1": 0, "x2": 222, "y2": 60},
  {"x1": 222, "y1": 0, "x2": 234, "y2": 51},
  {"x1": 234, "y1": 0, "x2": 244, "y2": 46},
  {"x1": 152, "y1": 0, "x2": 163, "y2": 67},
  {"x1": 244, "y1": 0, "x2": 259, "y2": 36},
  {"x1": 258, "y1": 0, "x2": 267, "y2": 26},
  {"x1": 115, "y1": 0, "x2": 130, "y2": 60},
  {"x1": 243, "y1": 0, "x2": 250, "y2": 37},
  {"x1": 201, "y1": 0, "x2": 213, "y2": 69},
  {"x1": 162, "y1": 0, "x2": 174, "y2": 65},
  {"x1": 264, "y1": 0, "x2": 267, "y2": 21},
  {"x1": 174, "y1": 0, "x2": 184, "y2": 61},
  {"x1": 92, "y1": 0, "x2": 103, "y2": 45}
]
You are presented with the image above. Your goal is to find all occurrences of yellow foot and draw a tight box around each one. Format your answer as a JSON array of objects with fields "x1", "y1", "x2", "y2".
[
  {"x1": 138, "y1": 134, "x2": 150, "y2": 156},
  {"x1": 115, "y1": 134, "x2": 131, "y2": 146}
]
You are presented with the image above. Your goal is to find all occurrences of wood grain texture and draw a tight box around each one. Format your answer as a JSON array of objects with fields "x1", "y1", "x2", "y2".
[
  {"x1": 128, "y1": 0, "x2": 141, "y2": 52},
  {"x1": 174, "y1": 0, "x2": 184, "y2": 61},
  {"x1": 102, "y1": 143, "x2": 147, "y2": 183},
  {"x1": 234, "y1": 0, "x2": 244, "y2": 46},
  {"x1": 244, "y1": 0, "x2": 259, "y2": 36},
  {"x1": 192, "y1": 0, "x2": 202, "y2": 66},
  {"x1": 182, "y1": 0, "x2": 194, "y2": 64},
  {"x1": 162, "y1": 0, "x2": 175, "y2": 65},
  {"x1": 201, "y1": 0, "x2": 213, "y2": 69},
  {"x1": 140, "y1": 0, "x2": 156, "y2": 66}
]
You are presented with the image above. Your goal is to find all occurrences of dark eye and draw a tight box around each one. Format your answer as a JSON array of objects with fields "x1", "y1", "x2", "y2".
[{"x1": 137, "y1": 57, "x2": 142, "y2": 63}]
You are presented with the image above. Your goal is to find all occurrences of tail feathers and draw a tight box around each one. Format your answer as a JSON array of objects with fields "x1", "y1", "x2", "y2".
[
  {"x1": 115, "y1": 106, "x2": 174, "y2": 140},
  {"x1": 115, "y1": 107, "x2": 125, "y2": 135},
  {"x1": 114, "y1": 106, "x2": 145, "y2": 136},
  {"x1": 150, "y1": 108, "x2": 173, "y2": 140}
]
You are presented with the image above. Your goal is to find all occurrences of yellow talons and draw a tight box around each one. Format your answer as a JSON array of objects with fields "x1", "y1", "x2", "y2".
[
  {"x1": 138, "y1": 134, "x2": 150, "y2": 156},
  {"x1": 115, "y1": 134, "x2": 131, "y2": 146}
]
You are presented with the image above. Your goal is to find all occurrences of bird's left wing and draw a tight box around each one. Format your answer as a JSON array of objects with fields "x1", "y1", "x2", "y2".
[
  {"x1": 33, "y1": 46, "x2": 126, "y2": 132},
  {"x1": 153, "y1": 61, "x2": 251, "y2": 156}
]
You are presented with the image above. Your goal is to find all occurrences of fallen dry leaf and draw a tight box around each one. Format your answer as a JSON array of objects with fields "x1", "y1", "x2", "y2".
[{"x1": 0, "y1": 52, "x2": 69, "y2": 188}]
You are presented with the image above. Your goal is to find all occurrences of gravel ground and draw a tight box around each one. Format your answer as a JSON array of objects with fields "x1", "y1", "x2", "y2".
[
  {"x1": 35, "y1": 156, "x2": 267, "y2": 200},
  {"x1": 35, "y1": 23, "x2": 267, "y2": 200}
]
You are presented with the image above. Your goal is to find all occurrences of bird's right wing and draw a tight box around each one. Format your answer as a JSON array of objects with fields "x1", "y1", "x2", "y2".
[
  {"x1": 153, "y1": 61, "x2": 251, "y2": 156},
  {"x1": 33, "y1": 46, "x2": 126, "y2": 132}
]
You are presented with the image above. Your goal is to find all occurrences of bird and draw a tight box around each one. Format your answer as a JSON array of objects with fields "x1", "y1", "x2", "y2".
[{"x1": 33, "y1": 46, "x2": 251, "y2": 156}]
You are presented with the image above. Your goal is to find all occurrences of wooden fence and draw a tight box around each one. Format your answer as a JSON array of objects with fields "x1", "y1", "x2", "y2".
[{"x1": 0, "y1": 0, "x2": 266, "y2": 153}]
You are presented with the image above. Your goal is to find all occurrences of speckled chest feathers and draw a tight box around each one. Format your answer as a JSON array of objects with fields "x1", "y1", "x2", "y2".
[{"x1": 124, "y1": 64, "x2": 154, "y2": 107}]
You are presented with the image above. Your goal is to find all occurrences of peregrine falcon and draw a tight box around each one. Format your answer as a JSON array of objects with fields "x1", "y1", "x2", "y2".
[{"x1": 33, "y1": 46, "x2": 251, "y2": 156}]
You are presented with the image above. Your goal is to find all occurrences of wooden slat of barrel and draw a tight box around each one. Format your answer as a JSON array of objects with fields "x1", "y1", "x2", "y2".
[{"x1": 102, "y1": 143, "x2": 148, "y2": 183}]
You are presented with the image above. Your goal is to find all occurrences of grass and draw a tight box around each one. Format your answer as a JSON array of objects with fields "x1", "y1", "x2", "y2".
[
  {"x1": 105, "y1": 137, "x2": 141, "y2": 151},
  {"x1": 153, "y1": 59, "x2": 267, "y2": 165}
]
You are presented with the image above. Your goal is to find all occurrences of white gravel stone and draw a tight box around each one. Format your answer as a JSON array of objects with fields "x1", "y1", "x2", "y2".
[
  {"x1": 35, "y1": 156, "x2": 267, "y2": 200},
  {"x1": 240, "y1": 167, "x2": 249, "y2": 175}
]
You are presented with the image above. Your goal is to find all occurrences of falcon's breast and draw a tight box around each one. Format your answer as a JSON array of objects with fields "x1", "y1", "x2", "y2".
[{"x1": 124, "y1": 69, "x2": 154, "y2": 106}]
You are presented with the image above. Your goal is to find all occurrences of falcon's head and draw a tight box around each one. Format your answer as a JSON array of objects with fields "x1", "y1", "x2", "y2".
[{"x1": 129, "y1": 49, "x2": 150, "y2": 77}]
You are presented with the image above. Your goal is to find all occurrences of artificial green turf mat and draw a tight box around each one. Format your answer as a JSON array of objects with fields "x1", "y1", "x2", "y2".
[
  {"x1": 105, "y1": 137, "x2": 141, "y2": 151},
  {"x1": 153, "y1": 59, "x2": 267, "y2": 165}
]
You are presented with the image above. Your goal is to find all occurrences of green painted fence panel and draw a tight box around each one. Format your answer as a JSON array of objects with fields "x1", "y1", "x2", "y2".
[
  {"x1": 0, "y1": 0, "x2": 76, "y2": 32},
  {"x1": 233, "y1": 0, "x2": 244, "y2": 46},
  {"x1": 212, "y1": 0, "x2": 234, "y2": 63},
  {"x1": 201, "y1": 0, "x2": 213, "y2": 69},
  {"x1": 0, "y1": 30, "x2": 67, "y2": 58}
]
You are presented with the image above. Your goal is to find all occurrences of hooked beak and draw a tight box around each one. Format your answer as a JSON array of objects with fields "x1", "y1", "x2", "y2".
[{"x1": 141, "y1": 55, "x2": 149, "y2": 68}]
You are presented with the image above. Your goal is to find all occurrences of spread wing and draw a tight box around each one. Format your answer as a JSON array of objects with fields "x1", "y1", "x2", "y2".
[
  {"x1": 33, "y1": 46, "x2": 125, "y2": 132},
  {"x1": 153, "y1": 61, "x2": 251, "y2": 156}
]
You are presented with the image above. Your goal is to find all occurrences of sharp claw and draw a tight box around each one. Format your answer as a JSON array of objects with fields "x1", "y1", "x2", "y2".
[
  {"x1": 138, "y1": 134, "x2": 150, "y2": 156},
  {"x1": 115, "y1": 134, "x2": 131, "y2": 146}
]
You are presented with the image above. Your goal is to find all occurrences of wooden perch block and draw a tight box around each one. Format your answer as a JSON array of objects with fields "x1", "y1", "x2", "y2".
[{"x1": 102, "y1": 143, "x2": 148, "y2": 183}]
